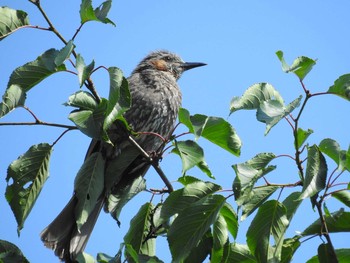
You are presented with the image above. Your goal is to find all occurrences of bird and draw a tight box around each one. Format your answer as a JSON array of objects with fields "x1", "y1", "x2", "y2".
[{"x1": 40, "y1": 50, "x2": 206, "y2": 262}]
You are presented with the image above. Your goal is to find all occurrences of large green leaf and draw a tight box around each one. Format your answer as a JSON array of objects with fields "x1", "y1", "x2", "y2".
[
  {"x1": 328, "y1": 74, "x2": 350, "y2": 101},
  {"x1": 8, "y1": 48, "x2": 67, "y2": 92},
  {"x1": 232, "y1": 153, "x2": 276, "y2": 204},
  {"x1": 257, "y1": 96, "x2": 302, "y2": 135},
  {"x1": 213, "y1": 214, "x2": 228, "y2": 251},
  {"x1": 0, "y1": 85, "x2": 26, "y2": 118},
  {"x1": 276, "y1": 50, "x2": 316, "y2": 80},
  {"x1": 168, "y1": 195, "x2": 225, "y2": 262},
  {"x1": 179, "y1": 108, "x2": 241, "y2": 156},
  {"x1": 280, "y1": 237, "x2": 301, "y2": 263},
  {"x1": 68, "y1": 98, "x2": 108, "y2": 139},
  {"x1": 319, "y1": 138, "x2": 348, "y2": 171},
  {"x1": 230, "y1": 83, "x2": 283, "y2": 113},
  {"x1": 241, "y1": 186, "x2": 279, "y2": 220},
  {"x1": 0, "y1": 7, "x2": 29, "y2": 41},
  {"x1": 107, "y1": 176, "x2": 146, "y2": 221},
  {"x1": 172, "y1": 140, "x2": 212, "y2": 178},
  {"x1": 64, "y1": 90, "x2": 98, "y2": 110},
  {"x1": 302, "y1": 209, "x2": 350, "y2": 236},
  {"x1": 299, "y1": 145, "x2": 327, "y2": 200},
  {"x1": 103, "y1": 67, "x2": 130, "y2": 132},
  {"x1": 160, "y1": 181, "x2": 221, "y2": 223},
  {"x1": 74, "y1": 152, "x2": 105, "y2": 230},
  {"x1": 222, "y1": 243, "x2": 256, "y2": 263},
  {"x1": 184, "y1": 231, "x2": 212, "y2": 263},
  {"x1": 246, "y1": 200, "x2": 289, "y2": 263},
  {"x1": 0, "y1": 239, "x2": 29, "y2": 263},
  {"x1": 124, "y1": 203, "x2": 155, "y2": 256},
  {"x1": 220, "y1": 202, "x2": 238, "y2": 239},
  {"x1": 80, "y1": 0, "x2": 116, "y2": 26},
  {"x1": 332, "y1": 190, "x2": 350, "y2": 208},
  {"x1": 307, "y1": 247, "x2": 350, "y2": 263},
  {"x1": 5, "y1": 143, "x2": 52, "y2": 233}
]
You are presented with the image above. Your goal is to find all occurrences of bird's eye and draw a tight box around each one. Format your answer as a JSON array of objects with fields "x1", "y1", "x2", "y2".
[{"x1": 164, "y1": 56, "x2": 172, "y2": 61}]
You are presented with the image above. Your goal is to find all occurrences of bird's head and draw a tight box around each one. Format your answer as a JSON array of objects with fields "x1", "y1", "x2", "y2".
[{"x1": 133, "y1": 50, "x2": 206, "y2": 80}]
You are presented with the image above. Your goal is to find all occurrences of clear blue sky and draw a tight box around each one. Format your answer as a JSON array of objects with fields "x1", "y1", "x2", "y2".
[{"x1": 1, "y1": 1, "x2": 350, "y2": 262}]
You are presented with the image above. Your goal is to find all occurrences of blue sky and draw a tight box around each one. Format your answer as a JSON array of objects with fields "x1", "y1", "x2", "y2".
[{"x1": 1, "y1": 1, "x2": 350, "y2": 262}]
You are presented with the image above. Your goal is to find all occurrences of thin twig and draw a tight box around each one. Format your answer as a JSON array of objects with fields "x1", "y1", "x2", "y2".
[
  {"x1": 0, "y1": 121, "x2": 77, "y2": 129},
  {"x1": 127, "y1": 136, "x2": 173, "y2": 192}
]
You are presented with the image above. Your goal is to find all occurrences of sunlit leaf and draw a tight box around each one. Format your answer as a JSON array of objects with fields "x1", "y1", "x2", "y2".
[
  {"x1": 328, "y1": 74, "x2": 350, "y2": 101},
  {"x1": 302, "y1": 209, "x2": 350, "y2": 236},
  {"x1": 232, "y1": 153, "x2": 276, "y2": 204},
  {"x1": 179, "y1": 108, "x2": 241, "y2": 156},
  {"x1": 168, "y1": 195, "x2": 225, "y2": 262},
  {"x1": 230, "y1": 83, "x2": 283, "y2": 113},
  {"x1": 8, "y1": 49, "x2": 67, "y2": 92},
  {"x1": 296, "y1": 128, "x2": 313, "y2": 148},
  {"x1": 0, "y1": 7, "x2": 29, "y2": 41},
  {"x1": 80, "y1": 0, "x2": 116, "y2": 26},
  {"x1": 257, "y1": 96, "x2": 302, "y2": 135},
  {"x1": 55, "y1": 40, "x2": 75, "y2": 66},
  {"x1": 75, "y1": 252, "x2": 95, "y2": 263},
  {"x1": 213, "y1": 214, "x2": 228, "y2": 251},
  {"x1": 124, "y1": 203, "x2": 155, "y2": 256},
  {"x1": 276, "y1": 50, "x2": 316, "y2": 80},
  {"x1": 299, "y1": 145, "x2": 327, "y2": 200},
  {"x1": 160, "y1": 181, "x2": 221, "y2": 223},
  {"x1": 74, "y1": 152, "x2": 105, "y2": 229},
  {"x1": 220, "y1": 202, "x2": 238, "y2": 239},
  {"x1": 76, "y1": 54, "x2": 95, "y2": 87},
  {"x1": 223, "y1": 243, "x2": 256, "y2": 263},
  {"x1": 246, "y1": 200, "x2": 289, "y2": 263},
  {"x1": 5, "y1": 143, "x2": 52, "y2": 234},
  {"x1": 0, "y1": 85, "x2": 26, "y2": 118},
  {"x1": 64, "y1": 90, "x2": 98, "y2": 110},
  {"x1": 332, "y1": 191, "x2": 350, "y2": 208},
  {"x1": 319, "y1": 138, "x2": 348, "y2": 170},
  {"x1": 172, "y1": 140, "x2": 212, "y2": 178}
]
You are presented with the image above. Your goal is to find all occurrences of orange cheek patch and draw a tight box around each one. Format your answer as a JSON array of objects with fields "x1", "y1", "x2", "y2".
[{"x1": 151, "y1": 59, "x2": 167, "y2": 71}]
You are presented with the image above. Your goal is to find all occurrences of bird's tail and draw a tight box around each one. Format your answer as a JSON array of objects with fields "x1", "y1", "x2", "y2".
[{"x1": 40, "y1": 196, "x2": 104, "y2": 262}]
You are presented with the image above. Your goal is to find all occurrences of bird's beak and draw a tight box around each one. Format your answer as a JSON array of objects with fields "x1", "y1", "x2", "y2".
[{"x1": 181, "y1": 62, "x2": 207, "y2": 71}]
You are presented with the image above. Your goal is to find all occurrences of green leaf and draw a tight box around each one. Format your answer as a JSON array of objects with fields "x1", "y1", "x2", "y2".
[
  {"x1": 103, "y1": 67, "x2": 131, "y2": 132},
  {"x1": 220, "y1": 202, "x2": 238, "y2": 239},
  {"x1": 257, "y1": 96, "x2": 302, "y2": 135},
  {"x1": 172, "y1": 140, "x2": 212, "y2": 178},
  {"x1": 160, "y1": 181, "x2": 221, "y2": 223},
  {"x1": 68, "y1": 98, "x2": 107, "y2": 139},
  {"x1": 179, "y1": 108, "x2": 241, "y2": 156},
  {"x1": 0, "y1": 239, "x2": 30, "y2": 263},
  {"x1": 282, "y1": 192, "x2": 303, "y2": 223},
  {"x1": 299, "y1": 145, "x2": 327, "y2": 200},
  {"x1": 232, "y1": 153, "x2": 276, "y2": 204},
  {"x1": 74, "y1": 152, "x2": 105, "y2": 230},
  {"x1": 177, "y1": 175, "x2": 202, "y2": 185},
  {"x1": 223, "y1": 243, "x2": 257, "y2": 263},
  {"x1": 319, "y1": 138, "x2": 347, "y2": 170},
  {"x1": 213, "y1": 214, "x2": 228, "y2": 251},
  {"x1": 332, "y1": 190, "x2": 350, "y2": 208},
  {"x1": 75, "y1": 252, "x2": 96, "y2": 263},
  {"x1": 296, "y1": 128, "x2": 313, "y2": 148},
  {"x1": 241, "y1": 186, "x2": 279, "y2": 221},
  {"x1": 168, "y1": 195, "x2": 225, "y2": 262},
  {"x1": 0, "y1": 85, "x2": 26, "y2": 118},
  {"x1": 246, "y1": 200, "x2": 289, "y2": 263},
  {"x1": 230, "y1": 83, "x2": 283, "y2": 114},
  {"x1": 276, "y1": 50, "x2": 316, "y2": 80},
  {"x1": 328, "y1": 74, "x2": 350, "y2": 101},
  {"x1": 55, "y1": 40, "x2": 75, "y2": 66},
  {"x1": 184, "y1": 231, "x2": 212, "y2": 263},
  {"x1": 64, "y1": 90, "x2": 98, "y2": 110},
  {"x1": 302, "y1": 209, "x2": 350, "y2": 236},
  {"x1": 307, "y1": 248, "x2": 350, "y2": 263},
  {"x1": 76, "y1": 54, "x2": 95, "y2": 87},
  {"x1": 80, "y1": 0, "x2": 116, "y2": 26},
  {"x1": 124, "y1": 203, "x2": 155, "y2": 256},
  {"x1": 8, "y1": 48, "x2": 67, "y2": 92},
  {"x1": 280, "y1": 237, "x2": 301, "y2": 263},
  {"x1": 0, "y1": 7, "x2": 29, "y2": 41},
  {"x1": 5, "y1": 143, "x2": 52, "y2": 234},
  {"x1": 107, "y1": 176, "x2": 146, "y2": 221}
]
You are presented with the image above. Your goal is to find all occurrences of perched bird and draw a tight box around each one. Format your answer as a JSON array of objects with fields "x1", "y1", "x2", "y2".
[{"x1": 40, "y1": 50, "x2": 206, "y2": 262}]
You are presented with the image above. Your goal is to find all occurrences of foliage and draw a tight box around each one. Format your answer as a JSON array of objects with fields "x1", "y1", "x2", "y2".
[{"x1": 1, "y1": 1, "x2": 350, "y2": 262}]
